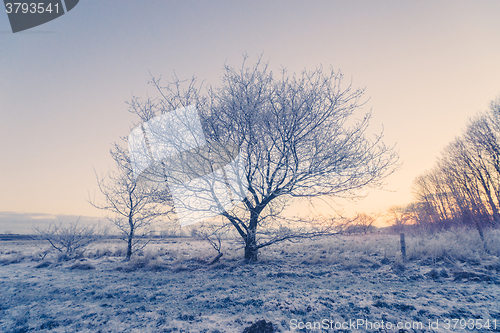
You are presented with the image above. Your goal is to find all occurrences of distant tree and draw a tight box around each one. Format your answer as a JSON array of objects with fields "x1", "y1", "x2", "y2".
[
  {"x1": 340, "y1": 212, "x2": 377, "y2": 234},
  {"x1": 358, "y1": 213, "x2": 377, "y2": 233},
  {"x1": 388, "y1": 205, "x2": 415, "y2": 233},
  {"x1": 128, "y1": 56, "x2": 398, "y2": 261},
  {"x1": 90, "y1": 144, "x2": 172, "y2": 260}
]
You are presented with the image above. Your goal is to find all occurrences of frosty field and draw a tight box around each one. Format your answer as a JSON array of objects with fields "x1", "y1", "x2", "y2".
[{"x1": 1, "y1": 230, "x2": 500, "y2": 333}]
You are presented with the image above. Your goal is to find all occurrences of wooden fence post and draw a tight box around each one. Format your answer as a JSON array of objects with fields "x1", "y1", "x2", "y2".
[{"x1": 400, "y1": 233, "x2": 406, "y2": 261}]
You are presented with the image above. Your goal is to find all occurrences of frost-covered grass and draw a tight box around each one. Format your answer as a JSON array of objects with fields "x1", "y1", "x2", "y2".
[{"x1": 1, "y1": 228, "x2": 500, "y2": 332}]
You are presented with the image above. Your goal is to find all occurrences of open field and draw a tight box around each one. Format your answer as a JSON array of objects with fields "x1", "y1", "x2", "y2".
[{"x1": 1, "y1": 229, "x2": 500, "y2": 332}]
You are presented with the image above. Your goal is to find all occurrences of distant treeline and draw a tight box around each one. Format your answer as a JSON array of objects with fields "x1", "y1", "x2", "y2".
[
  {"x1": 409, "y1": 95, "x2": 500, "y2": 233},
  {"x1": 0, "y1": 234, "x2": 35, "y2": 241}
]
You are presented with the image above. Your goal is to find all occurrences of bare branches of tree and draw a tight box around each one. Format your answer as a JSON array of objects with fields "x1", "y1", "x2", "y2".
[
  {"x1": 33, "y1": 219, "x2": 100, "y2": 260},
  {"x1": 387, "y1": 205, "x2": 418, "y2": 233},
  {"x1": 411, "y1": 95, "x2": 500, "y2": 236},
  {"x1": 128, "y1": 56, "x2": 398, "y2": 261},
  {"x1": 89, "y1": 144, "x2": 173, "y2": 260},
  {"x1": 339, "y1": 212, "x2": 378, "y2": 234}
]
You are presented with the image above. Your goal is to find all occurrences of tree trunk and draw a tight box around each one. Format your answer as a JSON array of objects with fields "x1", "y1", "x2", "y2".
[
  {"x1": 209, "y1": 253, "x2": 223, "y2": 265},
  {"x1": 400, "y1": 233, "x2": 406, "y2": 261},
  {"x1": 126, "y1": 233, "x2": 133, "y2": 260},
  {"x1": 244, "y1": 224, "x2": 258, "y2": 261},
  {"x1": 126, "y1": 216, "x2": 134, "y2": 260},
  {"x1": 244, "y1": 241, "x2": 258, "y2": 261}
]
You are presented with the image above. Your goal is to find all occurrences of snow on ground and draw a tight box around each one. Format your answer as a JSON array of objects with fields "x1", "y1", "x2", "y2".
[{"x1": 1, "y1": 230, "x2": 500, "y2": 332}]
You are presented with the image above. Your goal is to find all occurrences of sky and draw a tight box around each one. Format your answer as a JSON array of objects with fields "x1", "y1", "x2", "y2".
[{"x1": 1, "y1": 1, "x2": 500, "y2": 232}]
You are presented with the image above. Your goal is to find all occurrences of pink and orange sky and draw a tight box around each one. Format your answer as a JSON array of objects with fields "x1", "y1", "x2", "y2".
[{"x1": 1, "y1": 1, "x2": 500, "y2": 232}]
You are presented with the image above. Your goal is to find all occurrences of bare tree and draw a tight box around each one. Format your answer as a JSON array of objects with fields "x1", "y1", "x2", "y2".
[
  {"x1": 33, "y1": 219, "x2": 100, "y2": 260},
  {"x1": 339, "y1": 212, "x2": 377, "y2": 234},
  {"x1": 89, "y1": 144, "x2": 172, "y2": 260},
  {"x1": 191, "y1": 222, "x2": 230, "y2": 264},
  {"x1": 128, "y1": 57, "x2": 398, "y2": 261},
  {"x1": 388, "y1": 205, "x2": 415, "y2": 233}
]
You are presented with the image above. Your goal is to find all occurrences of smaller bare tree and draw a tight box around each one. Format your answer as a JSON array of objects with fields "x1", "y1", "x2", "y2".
[
  {"x1": 340, "y1": 212, "x2": 377, "y2": 234},
  {"x1": 33, "y1": 219, "x2": 99, "y2": 260},
  {"x1": 89, "y1": 144, "x2": 173, "y2": 260},
  {"x1": 192, "y1": 222, "x2": 230, "y2": 264},
  {"x1": 388, "y1": 205, "x2": 415, "y2": 233}
]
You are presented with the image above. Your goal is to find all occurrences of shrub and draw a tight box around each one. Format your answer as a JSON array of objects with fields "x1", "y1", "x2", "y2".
[{"x1": 33, "y1": 220, "x2": 102, "y2": 260}]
